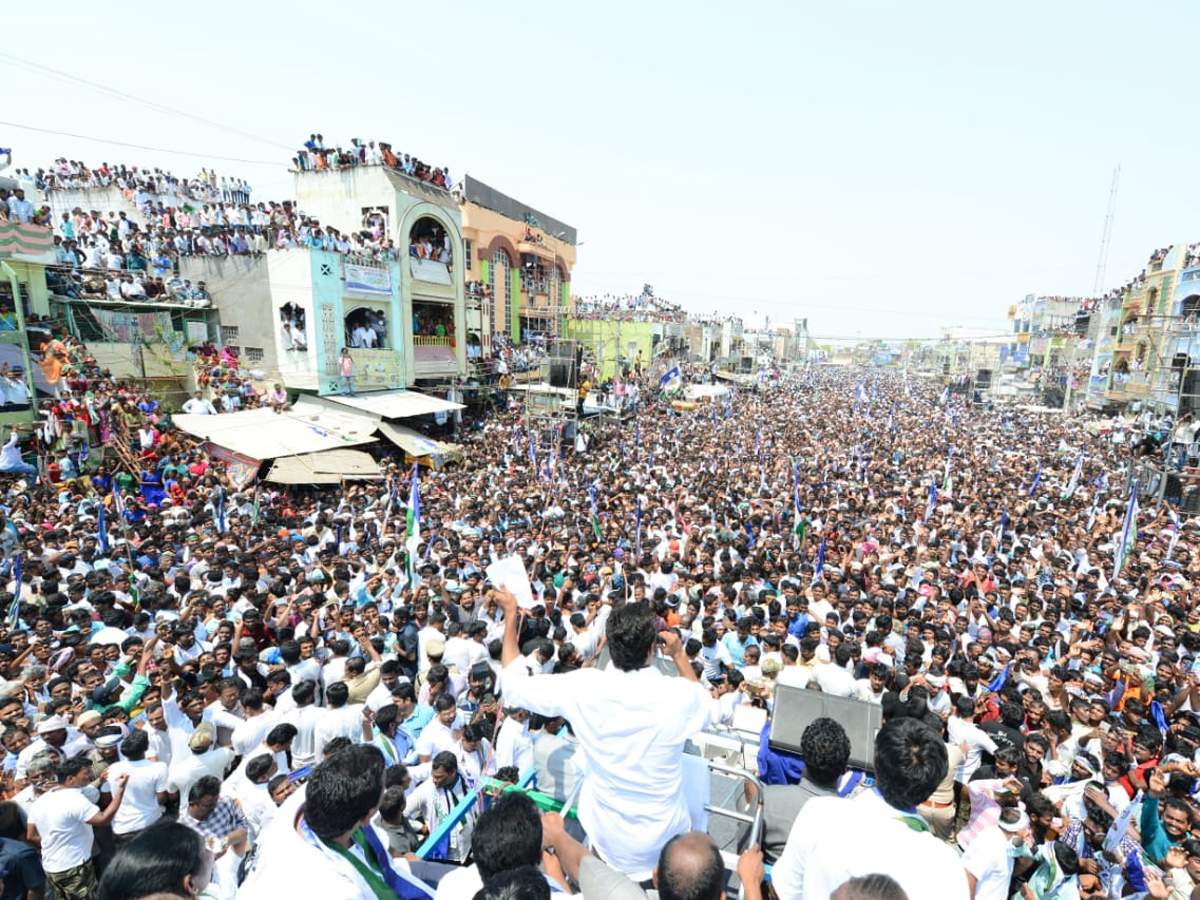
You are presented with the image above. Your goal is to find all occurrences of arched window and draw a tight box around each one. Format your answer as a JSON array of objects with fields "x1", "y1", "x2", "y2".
[
  {"x1": 493, "y1": 249, "x2": 511, "y2": 340},
  {"x1": 409, "y1": 216, "x2": 452, "y2": 284}
]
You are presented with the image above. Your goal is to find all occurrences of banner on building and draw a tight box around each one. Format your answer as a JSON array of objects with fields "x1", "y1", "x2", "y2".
[
  {"x1": 409, "y1": 257, "x2": 452, "y2": 286},
  {"x1": 344, "y1": 263, "x2": 392, "y2": 295},
  {"x1": 92, "y1": 309, "x2": 180, "y2": 347},
  {"x1": 353, "y1": 348, "x2": 404, "y2": 392},
  {"x1": 204, "y1": 442, "x2": 260, "y2": 488}
]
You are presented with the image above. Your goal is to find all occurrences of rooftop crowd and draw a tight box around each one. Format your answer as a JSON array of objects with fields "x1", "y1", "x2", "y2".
[
  {"x1": 0, "y1": 352, "x2": 1193, "y2": 899},
  {"x1": 293, "y1": 134, "x2": 453, "y2": 193}
]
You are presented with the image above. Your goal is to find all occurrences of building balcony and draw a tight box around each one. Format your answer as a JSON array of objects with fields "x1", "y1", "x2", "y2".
[
  {"x1": 517, "y1": 240, "x2": 554, "y2": 260},
  {"x1": 412, "y1": 335, "x2": 459, "y2": 376}
]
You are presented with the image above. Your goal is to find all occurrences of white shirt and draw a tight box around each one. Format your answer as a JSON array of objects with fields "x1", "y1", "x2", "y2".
[
  {"x1": 946, "y1": 717, "x2": 999, "y2": 784},
  {"x1": 105, "y1": 757, "x2": 168, "y2": 835},
  {"x1": 495, "y1": 716, "x2": 534, "y2": 772},
  {"x1": 182, "y1": 397, "x2": 217, "y2": 416},
  {"x1": 772, "y1": 790, "x2": 970, "y2": 900},
  {"x1": 283, "y1": 705, "x2": 325, "y2": 768},
  {"x1": 813, "y1": 663, "x2": 858, "y2": 698},
  {"x1": 962, "y1": 824, "x2": 1017, "y2": 900},
  {"x1": 230, "y1": 711, "x2": 279, "y2": 759},
  {"x1": 312, "y1": 704, "x2": 365, "y2": 756},
  {"x1": 500, "y1": 660, "x2": 716, "y2": 881},
  {"x1": 239, "y1": 789, "x2": 431, "y2": 900},
  {"x1": 168, "y1": 746, "x2": 233, "y2": 809},
  {"x1": 416, "y1": 715, "x2": 461, "y2": 761},
  {"x1": 28, "y1": 787, "x2": 99, "y2": 873}
]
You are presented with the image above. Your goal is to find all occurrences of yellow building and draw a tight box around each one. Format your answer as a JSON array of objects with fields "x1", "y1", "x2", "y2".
[
  {"x1": 459, "y1": 176, "x2": 577, "y2": 349},
  {"x1": 1108, "y1": 244, "x2": 1188, "y2": 408}
]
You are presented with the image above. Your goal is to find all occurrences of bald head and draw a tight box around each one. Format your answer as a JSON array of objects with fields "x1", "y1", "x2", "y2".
[
  {"x1": 831, "y1": 874, "x2": 909, "y2": 900},
  {"x1": 655, "y1": 831, "x2": 725, "y2": 900}
]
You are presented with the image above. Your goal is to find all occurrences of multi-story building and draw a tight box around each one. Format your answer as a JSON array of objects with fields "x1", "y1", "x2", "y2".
[
  {"x1": 1105, "y1": 245, "x2": 1187, "y2": 412},
  {"x1": 291, "y1": 164, "x2": 468, "y2": 389},
  {"x1": 458, "y1": 176, "x2": 576, "y2": 350},
  {"x1": 0, "y1": 186, "x2": 50, "y2": 422}
]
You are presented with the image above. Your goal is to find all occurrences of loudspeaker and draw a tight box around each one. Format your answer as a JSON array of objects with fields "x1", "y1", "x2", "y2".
[
  {"x1": 548, "y1": 362, "x2": 571, "y2": 388},
  {"x1": 1183, "y1": 371, "x2": 1200, "y2": 415},
  {"x1": 768, "y1": 684, "x2": 884, "y2": 772}
]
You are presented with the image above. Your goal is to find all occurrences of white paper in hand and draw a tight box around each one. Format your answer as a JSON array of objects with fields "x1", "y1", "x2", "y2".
[{"x1": 486, "y1": 555, "x2": 536, "y2": 610}]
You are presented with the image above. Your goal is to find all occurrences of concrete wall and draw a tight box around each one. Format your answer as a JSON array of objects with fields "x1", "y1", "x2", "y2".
[
  {"x1": 178, "y1": 256, "x2": 278, "y2": 374},
  {"x1": 48, "y1": 185, "x2": 152, "y2": 230}
]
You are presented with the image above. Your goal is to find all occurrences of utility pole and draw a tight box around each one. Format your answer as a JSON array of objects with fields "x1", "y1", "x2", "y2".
[{"x1": 1093, "y1": 167, "x2": 1121, "y2": 295}]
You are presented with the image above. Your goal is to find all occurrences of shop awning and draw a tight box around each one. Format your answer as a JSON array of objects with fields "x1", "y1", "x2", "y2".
[
  {"x1": 173, "y1": 400, "x2": 378, "y2": 459},
  {"x1": 376, "y1": 422, "x2": 464, "y2": 469},
  {"x1": 266, "y1": 449, "x2": 382, "y2": 484},
  {"x1": 319, "y1": 390, "x2": 464, "y2": 420}
]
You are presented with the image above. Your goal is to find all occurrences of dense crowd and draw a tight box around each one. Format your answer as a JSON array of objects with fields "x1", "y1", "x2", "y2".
[
  {"x1": 32, "y1": 161, "x2": 250, "y2": 208},
  {"x1": 293, "y1": 134, "x2": 454, "y2": 193},
  {"x1": 0, "y1": 358, "x2": 1195, "y2": 899}
]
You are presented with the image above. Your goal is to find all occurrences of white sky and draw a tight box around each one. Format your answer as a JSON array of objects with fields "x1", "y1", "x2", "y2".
[{"x1": 6, "y1": 1, "x2": 1198, "y2": 341}]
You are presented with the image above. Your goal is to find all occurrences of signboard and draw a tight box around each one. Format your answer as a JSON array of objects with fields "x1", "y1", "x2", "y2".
[
  {"x1": 204, "y1": 442, "x2": 260, "y2": 488},
  {"x1": 344, "y1": 263, "x2": 392, "y2": 295},
  {"x1": 1086, "y1": 373, "x2": 1110, "y2": 409},
  {"x1": 320, "y1": 304, "x2": 340, "y2": 377},
  {"x1": 352, "y1": 348, "x2": 404, "y2": 392},
  {"x1": 409, "y1": 257, "x2": 452, "y2": 286}
]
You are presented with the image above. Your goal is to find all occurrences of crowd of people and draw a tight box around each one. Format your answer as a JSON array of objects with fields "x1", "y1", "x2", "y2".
[
  {"x1": 0, "y1": 357, "x2": 1194, "y2": 899},
  {"x1": 293, "y1": 134, "x2": 454, "y2": 193},
  {"x1": 33, "y1": 161, "x2": 250, "y2": 208}
]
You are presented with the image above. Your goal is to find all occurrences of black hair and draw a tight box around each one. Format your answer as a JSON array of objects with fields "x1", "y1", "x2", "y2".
[
  {"x1": 605, "y1": 601, "x2": 656, "y2": 671},
  {"x1": 471, "y1": 865, "x2": 549, "y2": 900},
  {"x1": 872, "y1": 718, "x2": 947, "y2": 810},
  {"x1": 471, "y1": 791, "x2": 542, "y2": 880},
  {"x1": 187, "y1": 775, "x2": 221, "y2": 805},
  {"x1": 799, "y1": 717, "x2": 851, "y2": 787},
  {"x1": 304, "y1": 744, "x2": 386, "y2": 840},
  {"x1": 120, "y1": 729, "x2": 149, "y2": 761},
  {"x1": 292, "y1": 679, "x2": 316, "y2": 706},
  {"x1": 266, "y1": 723, "x2": 298, "y2": 746},
  {"x1": 246, "y1": 753, "x2": 275, "y2": 783},
  {"x1": 325, "y1": 681, "x2": 349, "y2": 708},
  {"x1": 97, "y1": 821, "x2": 207, "y2": 900}
]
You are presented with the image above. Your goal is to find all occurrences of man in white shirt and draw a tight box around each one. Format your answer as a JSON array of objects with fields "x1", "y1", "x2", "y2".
[
  {"x1": 28, "y1": 757, "x2": 129, "y2": 899},
  {"x1": 947, "y1": 696, "x2": 999, "y2": 786},
  {"x1": 282, "y1": 680, "x2": 324, "y2": 769},
  {"x1": 181, "y1": 391, "x2": 217, "y2": 416},
  {"x1": 238, "y1": 744, "x2": 434, "y2": 900},
  {"x1": 168, "y1": 724, "x2": 233, "y2": 809},
  {"x1": 103, "y1": 730, "x2": 168, "y2": 844},
  {"x1": 415, "y1": 695, "x2": 462, "y2": 762},
  {"x1": 497, "y1": 590, "x2": 716, "y2": 882},
  {"x1": 962, "y1": 808, "x2": 1032, "y2": 900},
  {"x1": 812, "y1": 643, "x2": 858, "y2": 698},
  {"x1": 772, "y1": 718, "x2": 970, "y2": 900}
]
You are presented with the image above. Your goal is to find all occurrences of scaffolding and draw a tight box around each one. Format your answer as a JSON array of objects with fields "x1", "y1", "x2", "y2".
[{"x1": 1110, "y1": 313, "x2": 1200, "y2": 415}]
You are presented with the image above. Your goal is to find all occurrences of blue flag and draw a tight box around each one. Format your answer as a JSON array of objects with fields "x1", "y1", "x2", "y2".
[
  {"x1": 97, "y1": 500, "x2": 109, "y2": 553},
  {"x1": 813, "y1": 536, "x2": 826, "y2": 583},
  {"x1": 1150, "y1": 699, "x2": 1169, "y2": 735},
  {"x1": 987, "y1": 661, "x2": 1013, "y2": 693},
  {"x1": 635, "y1": 498, "x2": 642, "y2": 558},
  {"x1": 215, "y1": 488, "x2": 226, "y2": 534}
]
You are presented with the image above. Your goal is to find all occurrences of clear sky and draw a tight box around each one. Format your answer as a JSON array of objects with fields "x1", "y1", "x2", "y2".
[{"x1": 5, "y1": 1, "x2": 1199, "y2": 341}]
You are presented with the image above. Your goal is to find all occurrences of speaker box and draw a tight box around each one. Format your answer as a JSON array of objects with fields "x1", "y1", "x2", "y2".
[
  {"x1": 768, "y1": 684, "x2": 884, "y2": 772},
  {"x1": 548, "y1": 362, "x2": 571, "y2": 388}
]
